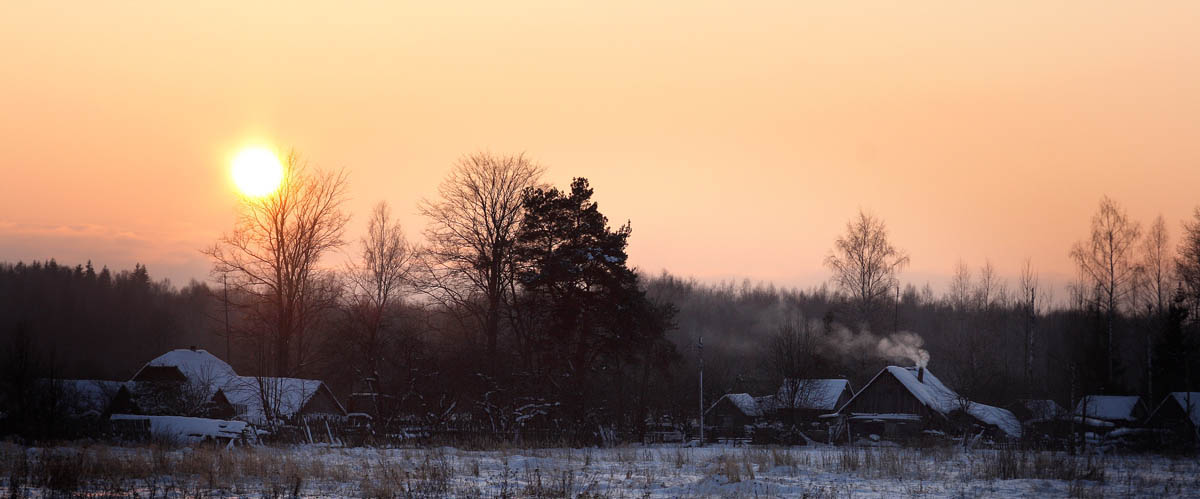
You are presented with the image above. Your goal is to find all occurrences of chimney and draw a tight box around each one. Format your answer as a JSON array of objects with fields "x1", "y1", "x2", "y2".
[
  {"x1": 917, "y1": 367, "x2": 925, "y2": 383},
  {"x1": 189, "y1": 345, "x2": 197, "y2": 352}
]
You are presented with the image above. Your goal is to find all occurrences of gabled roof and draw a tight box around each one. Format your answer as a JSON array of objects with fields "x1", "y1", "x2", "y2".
[
  {"x1": 775, "y1": 379, "x2": 852, "y2": 411},
  {"x1": 706, "y1": 393, "x2": 761, "y2": 417},
  {"x1": 132, "y1": 349, "x2": 238, "y2": 397},
  {"x1": 1072, "y1": 395, "x2": 1145, "y2": 422},
  {"x1": 220, "y1": 375, "x2": 345, "y2": 424},
  {"x1": 1148, "y1": 392, "x2": 1200, "y2": 427},
  {"x1": 840, "y1": 366, "x2": 1021, "y2": 438}
]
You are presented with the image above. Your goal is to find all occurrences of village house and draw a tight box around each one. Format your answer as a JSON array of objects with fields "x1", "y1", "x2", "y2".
[
  {"x1": 705, "y1": 378, "x2": 854, "y2": 440},
  {"x1": 109, "y1": 348, "x2": 346, "y2": 428},
  {"x1": 832, "y1": 366, "x2": 1021, "y2": 443},
  {"x1": 766, "y1": 378, "x2": 854, "y2": 424},
  {"x1": 1072, "y1": 395, "x2": 1147, "y2": 430},
  {"x1": 704, "y1": 393, "x2": 761, "y2": 436}
]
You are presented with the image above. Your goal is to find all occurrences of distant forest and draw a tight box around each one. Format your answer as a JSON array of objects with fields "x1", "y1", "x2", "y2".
[{"x1": 4, "y1": 152, "x2": 1200, "y2": 438}]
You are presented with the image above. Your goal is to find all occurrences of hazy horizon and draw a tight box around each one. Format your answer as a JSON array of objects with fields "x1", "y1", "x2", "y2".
[{"x1": 4, "y1": 1, "x2": 1199, "y2": 300}]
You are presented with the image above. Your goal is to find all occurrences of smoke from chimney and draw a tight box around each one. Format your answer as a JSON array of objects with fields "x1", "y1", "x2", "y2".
[{"x1": 876, "y1": 331, "x2": 930, "y2": 368}]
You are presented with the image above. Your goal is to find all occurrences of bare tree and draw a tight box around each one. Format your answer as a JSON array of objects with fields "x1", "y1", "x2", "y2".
[
  {"x1": 205, "y1": 151, "x2": 350, "y2": 378},
  {"x1": 417, "y1": 152, "x2": 543, "y2": 368},
  {"x1": 1140, "y1": 215, "x2": 1171, "y2": 399},
  {"x1": 1019, "y1": 259, "x2": 1040, "y2": 397},
  {"x1": 1179, "y1": 207, "x2": 1200, "y2": 320},
  {"x1": 1069, "y1": 195, "x2": 1142, "y2": 388},
  {"x1": 1142, "y1": 215, "x2": 1172, "y2": 314},
  {"x1": 948, "y1": 260, "x2": 973, "y2": 314},
  {"x1": 824, "y1": 210, "x2": 910, "y2": 327},
  {"x1": 347, "y1": 201, "x2": 414, "y2": 375}
]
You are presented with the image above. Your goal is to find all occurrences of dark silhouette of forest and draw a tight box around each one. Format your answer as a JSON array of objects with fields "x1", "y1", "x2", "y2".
[{"x1": 4, "y1": 153, "x2": 1200, "y2": 443}]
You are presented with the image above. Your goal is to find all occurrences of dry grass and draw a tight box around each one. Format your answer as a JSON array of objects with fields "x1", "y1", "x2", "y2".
[{"x1": 1, "y1": 441, "x2": 1197, "y2": 497}]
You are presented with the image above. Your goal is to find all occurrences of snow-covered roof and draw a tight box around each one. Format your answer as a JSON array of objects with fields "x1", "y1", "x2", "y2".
[
  {"x1": 753, "y1": 395, "x2": 778, "y2": 413},
  {"x1": 775, "y1": 379, "x2": 851, "y2": 411},
  {"x1": 706, "y1": 393, "x2": 761, "y2": 417},
  {"x1": 132, "y1": 349, "x2": 238, "y2": 393},
  {"x1": 843, "y1": 366, "x2": 1022, "y2": 438},
  {"x1": 110, "y1": 414, "x2": 247, "y2": 443},
  {"x1": 1072, "y1": 395, "x2": 1144, "y2": 422},
  {"x1": 220, "y1": 375, "x2": 343, "y2": 425}
]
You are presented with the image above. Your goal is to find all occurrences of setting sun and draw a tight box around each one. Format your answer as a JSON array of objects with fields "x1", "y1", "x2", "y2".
[{"x1": 231, "y1": 147, "x2": 284, "y2": 197}]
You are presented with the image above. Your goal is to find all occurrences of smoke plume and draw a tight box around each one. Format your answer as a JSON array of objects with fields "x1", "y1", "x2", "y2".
[{"x1": 876, "y1": 331, "x2": 930, "y2": 367}]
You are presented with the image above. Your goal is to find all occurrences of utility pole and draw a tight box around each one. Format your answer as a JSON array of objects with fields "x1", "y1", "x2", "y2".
[
  {"x1": 224, "y1": 273, "x2": 231, "y2": 361},
  {"x1": 698, "y1": 335, "x2": 704, "y2": 446}
]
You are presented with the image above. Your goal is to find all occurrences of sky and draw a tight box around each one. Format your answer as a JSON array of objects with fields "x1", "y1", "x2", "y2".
[{"x1": 2, "y1": 1, "x2": 1199, "y2": 298}]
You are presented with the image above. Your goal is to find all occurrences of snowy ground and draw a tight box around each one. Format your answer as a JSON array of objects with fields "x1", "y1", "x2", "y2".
[{"x1": 3, "y1": 442, "x2": 1200, "y2": 497}]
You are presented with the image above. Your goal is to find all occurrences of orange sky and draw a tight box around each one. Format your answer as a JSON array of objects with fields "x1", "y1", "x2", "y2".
[{"x1": 2, "y1": 2, "x2": 1199, "y2": 297}]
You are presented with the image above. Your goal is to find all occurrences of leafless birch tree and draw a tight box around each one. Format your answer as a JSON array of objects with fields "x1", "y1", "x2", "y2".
[
  {"x1": 205, "y1": 152, "x2": 350, "y2": 378},
  {"x1": 825, "y1": 210, "x2": 910, "y2": 327},
  {"x1": 347, "y1": 201, "x2": 414, "y2": 375},
  {"x1": 1069, "y1": 195, "x2": 1141, "y2": 387}
]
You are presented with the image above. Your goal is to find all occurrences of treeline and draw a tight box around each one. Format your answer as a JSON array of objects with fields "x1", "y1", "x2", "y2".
[
  {"x1": 0, "y1": 260, "x2": 217, "y2": 380},
  {"x1": 3, "y1": 150, "x2": 1200, "y2": 442}
]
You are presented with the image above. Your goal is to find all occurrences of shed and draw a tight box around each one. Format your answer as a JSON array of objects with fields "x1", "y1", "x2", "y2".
[{"x1": 1072, "y1": 395, "x2": 1147, "y2": 427}]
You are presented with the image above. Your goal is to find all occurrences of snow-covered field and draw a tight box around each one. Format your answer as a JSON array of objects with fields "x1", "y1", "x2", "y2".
[{"x1": 3, "y1": 442, "x2": 1199, "y2": 497}]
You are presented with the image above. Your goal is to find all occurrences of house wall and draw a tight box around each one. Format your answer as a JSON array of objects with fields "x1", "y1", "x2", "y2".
[
  {"x1": 707, "y1": 398, "x2": 755, "y2": 430},
  {"x1": 843, "y1": 374, "x2": 932, "y2": 418},
  {"x1": 298, "y1": 386, "x2": 346, "y2": 419},
  {"x1": 1147, "y1": 399, "x2": 1191, "y2": 430}
]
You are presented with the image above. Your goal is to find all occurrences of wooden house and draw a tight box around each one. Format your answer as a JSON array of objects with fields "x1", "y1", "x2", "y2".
[
  {"x1": 767, "y1": 378, "x2": 853, "y2": 423},
  {"x1": 111, "y1": 347, "x2": 346, "y2": 426},
  {"x1": 834, "y1": 366, "x2": 1021, "y2": 442},
  {"x1": 704, "y1": 393, "x2": 762, "y2": 435}
]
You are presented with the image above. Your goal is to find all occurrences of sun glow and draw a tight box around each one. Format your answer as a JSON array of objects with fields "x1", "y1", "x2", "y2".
[{"x1": 231, "y1": 147, "x2": 284, "y2": 197}]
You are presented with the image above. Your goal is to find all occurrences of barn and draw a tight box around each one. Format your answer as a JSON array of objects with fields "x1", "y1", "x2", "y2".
[{"x1": 833, "y1": 366, "x2": 1021, "y2": 442}]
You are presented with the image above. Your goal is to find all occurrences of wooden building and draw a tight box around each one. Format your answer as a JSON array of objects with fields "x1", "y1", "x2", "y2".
[
  {"x1": 1146, "y1": 392, "x2": 1200, "y2": 441},
  {"x1": 834, "y1": 366, "x2": 1021, "y2": 442},
  {"x1": 767, "y1": 378, "x2": 853, "y2": 423},
  {"x1": 704, "y1": 393, "x2": 761, "y2": 435},
  {"x1": 110, "y1": 348, "x2": 346, "y2": 426},
  {"x1": 1072, "y1": 395, "x2": 1147, "y2": 429}
]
